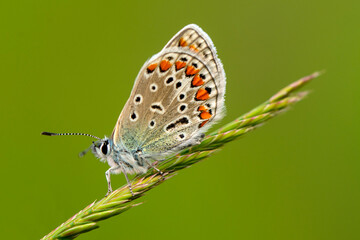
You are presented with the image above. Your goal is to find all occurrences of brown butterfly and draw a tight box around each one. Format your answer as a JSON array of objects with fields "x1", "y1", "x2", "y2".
[{"x1": 43, "y1": 24, "x2": 226, "y2": 196}]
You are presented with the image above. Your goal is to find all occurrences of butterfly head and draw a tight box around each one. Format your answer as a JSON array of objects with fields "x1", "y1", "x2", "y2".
[{"x1": 91, "y1": 137, "x2": 113, "y2": 162}]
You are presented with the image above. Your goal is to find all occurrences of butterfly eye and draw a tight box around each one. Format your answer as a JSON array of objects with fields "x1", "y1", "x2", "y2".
[{"x1": 101, "y1": 141, "x2": 110, "y2": 155}]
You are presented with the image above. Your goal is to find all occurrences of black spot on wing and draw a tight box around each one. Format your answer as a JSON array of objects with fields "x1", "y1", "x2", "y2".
[
  {"x1": 166, "y1": 77, "x2": 174, "y2": 84},
  {"x1": 205, "y1": 87, "x2": 212, "y2": 94},
  {"x1": 151, "y1": 104, "x2": 163, "y2": 111},
  {"x1": 165, "y1": 117, "x2": 190, "y2": 131}
]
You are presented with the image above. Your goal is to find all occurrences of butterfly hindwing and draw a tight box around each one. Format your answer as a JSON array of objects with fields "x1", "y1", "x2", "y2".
[{"x1": 112, "y1": 24, "x2": 226, "y2": 158}]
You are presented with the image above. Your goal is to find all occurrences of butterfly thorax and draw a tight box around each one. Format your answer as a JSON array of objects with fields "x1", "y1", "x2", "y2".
[{"x1": 91, "y1": 137, "x2": 150, "y2": 174}]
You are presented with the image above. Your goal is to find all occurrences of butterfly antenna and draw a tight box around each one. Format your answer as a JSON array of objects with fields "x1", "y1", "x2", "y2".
[{"x1": 41, "y1": 131, "x2": 101, "y2": 140}]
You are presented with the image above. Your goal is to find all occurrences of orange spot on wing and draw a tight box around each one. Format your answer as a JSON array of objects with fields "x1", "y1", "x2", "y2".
[
  {"x1": 192, "y1": 74, "x2": 204, "y2": 87},
  {"x1": 147, "y1": 63, "x2": 158, "y2": 73},
  {"x1": 160, "y1": 60, "x2": 172, "y2": 72},
  {"x1": 186, "y1": 66, "x2": 200, "y2": 76},
  {"x1": 189, "y1": 44, "x2": 199, "y2": 52},
  {"x1": 198, "y1": 105, "x2": 207, "y2": 112},
  {"x1": 175, "y1": 61, "x2": 186, "y2": 70},
  {"x1": 179, "y1": 37, "x2": 188, "y2": 47},
  {"x1": 200, "y1": 111, "x2": 212, "y2": 119},
  {"x1": 195, "y1": 88, "x2": 209, "y2": 101},
  {"x1": 199, "y1": 120, "x2": 208, "y2": 128}
]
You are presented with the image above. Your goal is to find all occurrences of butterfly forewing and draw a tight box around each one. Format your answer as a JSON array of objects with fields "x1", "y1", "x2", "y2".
[{"x1": 112, "y1": 24, "x2": 226, "y2": 157}]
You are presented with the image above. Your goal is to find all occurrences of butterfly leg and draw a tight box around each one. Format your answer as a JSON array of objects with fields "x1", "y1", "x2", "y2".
[
  {"x1": 105, "y1": 166, "x2": 121, "y2": 196},
  {"x1": 105, "y1": 165, "x2": 135, "y2": 197},
  {"x1": 119, "y1": 164, "x2": 135, "y2": 197},
  {"x1": 136, "y1": 151, "x2": 165, "y2": 178},
  {"x1": 151, "y1": 161, "x2": 165, "y2": 179}
]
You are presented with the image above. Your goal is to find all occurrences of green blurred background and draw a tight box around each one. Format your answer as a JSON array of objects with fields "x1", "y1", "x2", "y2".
[{"x1": 1, "y1": 0, "x2": 359, "y2": 239}]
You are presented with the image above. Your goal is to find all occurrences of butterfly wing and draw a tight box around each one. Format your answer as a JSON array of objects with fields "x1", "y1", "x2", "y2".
[{"x1": 112, "y1": 24, "x2": 226, "y2": 158}]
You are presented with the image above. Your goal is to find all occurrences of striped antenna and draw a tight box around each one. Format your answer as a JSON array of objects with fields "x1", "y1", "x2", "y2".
[{"x1": 41, "y1": 131, "x2": 101, "y2": 140}]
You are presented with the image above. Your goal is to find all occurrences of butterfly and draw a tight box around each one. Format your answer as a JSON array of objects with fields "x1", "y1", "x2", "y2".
[{"x1": 42, "y1": 24, "x2": 226, "y2": 196}]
